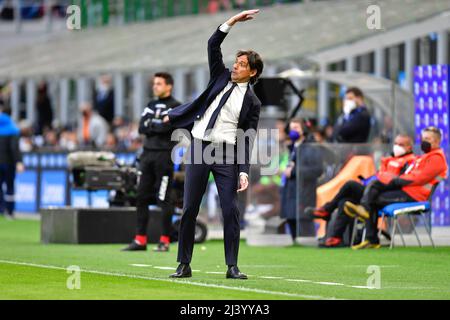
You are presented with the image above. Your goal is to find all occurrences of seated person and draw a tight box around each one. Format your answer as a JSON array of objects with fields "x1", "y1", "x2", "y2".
[
  {"x1": 306, "y1": 134, "x2": 416, "y2": 247},
  {"x1": 347, "y1": 126, "x2": 448, "y2": 249}
]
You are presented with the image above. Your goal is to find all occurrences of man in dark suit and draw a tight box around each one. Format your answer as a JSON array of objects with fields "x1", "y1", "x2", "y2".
[
  {"x1": 333, "y1": 87, "x2": 371, "y2": 143},
  {"x1": 94, "y1": 75, "x2": 115, "y2": 125},
  {"x1": 163, "y1": 9, "x2": 263, "y2": 279}
]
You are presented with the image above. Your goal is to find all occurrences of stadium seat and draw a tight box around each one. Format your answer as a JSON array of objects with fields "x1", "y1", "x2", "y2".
[
  {"x1": 378, "y1": 201, "x2": 434, "y2": 249},
  {"x1": 351, "y1": 183, "x2": 439, "y2": 249}
]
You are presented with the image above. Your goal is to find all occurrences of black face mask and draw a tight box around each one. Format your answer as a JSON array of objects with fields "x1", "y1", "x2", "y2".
[{"x1": 421, "y1": 141, "x2": 432, "y2": 153}]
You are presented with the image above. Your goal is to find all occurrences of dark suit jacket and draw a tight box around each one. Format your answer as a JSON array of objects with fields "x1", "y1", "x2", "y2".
[
  {"x1": 333, "y1": 106, "x2": 371, "y2": 143},
  {"x1": 168, "y1": 27, "x2": 261, "y2": 175}
]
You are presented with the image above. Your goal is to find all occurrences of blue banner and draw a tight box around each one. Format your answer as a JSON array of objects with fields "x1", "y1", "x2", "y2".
[
  {"x1": 15, "y1": 171, "x2": 38, "y2": 213},
  {"x1": 414, "y1": 64, "x2": 450, "y2": 226},
  {"x1": 40, "y1": 170, "x2": 67, "y2": 208}
]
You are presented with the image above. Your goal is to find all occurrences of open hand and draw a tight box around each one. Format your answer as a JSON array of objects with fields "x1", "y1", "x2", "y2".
[{"x1": 227, "y1": 9, "x2": 259, "y2": 26}]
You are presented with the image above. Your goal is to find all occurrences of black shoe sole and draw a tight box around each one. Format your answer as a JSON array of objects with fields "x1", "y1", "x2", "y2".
[
  {"x1": 170, "y1": 273, "x2": 192, "y2": 278},
  {"x1": 121, "y1": 247, "x2": 147, "y2": 251}
]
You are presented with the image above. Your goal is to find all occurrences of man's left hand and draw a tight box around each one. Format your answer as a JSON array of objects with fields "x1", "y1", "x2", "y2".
[{"x1": 237, "y1": 175, "x2": 249, "y2": 192}]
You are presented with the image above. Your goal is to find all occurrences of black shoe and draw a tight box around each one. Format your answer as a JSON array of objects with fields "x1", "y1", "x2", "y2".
[
  {"x1": 121, "y1": 240, "x2": 147, "y2": 251},
  {"x1": 226, "y1": 265, "x2": 248, "y2": 280},
  {"x1": 170, "y1": 263, "x2": 192, "y2": 278},
  {"x1": 153, "y1": 242, "x2": 169, "y2": 252}
]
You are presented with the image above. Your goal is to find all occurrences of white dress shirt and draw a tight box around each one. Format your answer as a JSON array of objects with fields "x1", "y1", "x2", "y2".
[{"x1": 191, "y1": 22, "x2": 249, "y2": 178}]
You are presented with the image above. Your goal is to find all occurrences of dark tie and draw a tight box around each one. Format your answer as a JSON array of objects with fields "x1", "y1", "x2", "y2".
[{"x1": 204, "y1": 82, "x2": 238, "y2": 136}]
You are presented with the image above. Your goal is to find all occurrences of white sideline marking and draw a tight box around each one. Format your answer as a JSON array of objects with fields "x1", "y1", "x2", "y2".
[
  {"x1": 0, "y1": 260, "x2": 338, "y2": 300},
  {"x1": 147, "y1": 265, "x2": 371, "y2": 290},
  {"x1": 315, "y1": 282, "x2": 345, "y2": 286},
  {"x1": 153, "y1": 266, "x2": 176, "y2": 270},
  {"x1": 285, "y1": 279, "x2": 313, "y2": 283},
  {"x1": 130, "y1": 264, "x2": 152, "y2": 267}
]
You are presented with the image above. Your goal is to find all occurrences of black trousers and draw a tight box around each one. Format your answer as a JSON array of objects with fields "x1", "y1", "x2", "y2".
[
  {"x1": 177, "y1": 140, "x2": 241, "y2": 266},
  {"x1": 325, "y1": 180, "x2": 365, "y2": 239},
  {"x1": 364, "y1": 190, "x2": 415, "y2": 244},
  {"x1": 0, "y1": 164, "x2": 16, "y2": 216},
  {"x1": 135, "y1": 150, "x2": 174, "y2": 238}
]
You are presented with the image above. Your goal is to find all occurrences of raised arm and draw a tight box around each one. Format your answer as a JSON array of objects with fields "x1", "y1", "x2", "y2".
[{"x1": 208, "y1": 9, "x2": 260, "y2": 79}]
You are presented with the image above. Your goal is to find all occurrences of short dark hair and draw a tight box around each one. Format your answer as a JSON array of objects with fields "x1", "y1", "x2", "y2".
[
  {"x1": 154, "y1": 72, "x2": 174, "y2": 86},
  {"x1": 346, "y1": 87, "x2": 364, "y2": 98},
  {"x1": 236, "y1": 50, "x2": 264, "y2": 85}
]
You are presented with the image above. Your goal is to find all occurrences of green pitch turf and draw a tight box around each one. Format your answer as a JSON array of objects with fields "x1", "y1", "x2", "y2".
[{"x1": 0, "y1": 216, "x2": 450, "y2": 300}]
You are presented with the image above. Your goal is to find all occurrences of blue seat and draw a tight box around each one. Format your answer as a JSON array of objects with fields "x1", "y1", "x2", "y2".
[
  {"x1": 378, "y1": 202, "x2": 430, "y2": 217},
  {"x1": 378, "y1": 200, "x2": 435, "y2": 249}
]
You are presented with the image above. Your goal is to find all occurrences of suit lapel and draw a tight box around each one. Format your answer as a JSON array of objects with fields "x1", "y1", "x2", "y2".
[{"x1": 238, "y1": 87, "x2": 252, "y2": 126}]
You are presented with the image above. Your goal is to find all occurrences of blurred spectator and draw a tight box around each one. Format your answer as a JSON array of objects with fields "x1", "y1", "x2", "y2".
[
  {"x1": 104, "y1": 132, "x2": 118, "y2": 151},
  {"x1": 0, "y1": 106, "x2": 24, "y2": 219},
  {"x1": 35, "y1": 81, "x2": 53, "y2": 135},
  {"x1": 77, "y1": 102, "x2": 109, "y2": 149},
  {"x1": 59, "y1": 129, "x2": 78, "y2": 151},
  {"x1": 249, "y1": 119, "x2": 289, "y2": 221},
  {"x1": 43, "y1": 129, "x2": 60, "y2": 149},
  {"x1": 280, "y1": 118, "x2": 323, "y2": 239},
  {"x1": 380, "y1": 115, "x2": 394, "y2": 144},
  {"x1": 94, "y1": 75, "x2": 115, "y2": 125},
  {"x1": 333, "y1": 87, "x2": 371, "y2": 143},
  {"x1": 18, "y1": 120, "x2": 34, "y2": 152}
]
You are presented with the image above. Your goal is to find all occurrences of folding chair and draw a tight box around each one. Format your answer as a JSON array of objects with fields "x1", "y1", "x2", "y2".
[{"x1": 377, "y1": 184, "x2": 439, "y2": 249}]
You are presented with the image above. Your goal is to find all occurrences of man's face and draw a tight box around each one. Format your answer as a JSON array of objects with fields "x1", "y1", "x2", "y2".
[
  {"x1": 344, "y1": 92, "x2": 363, "y2": 106},
  {"x1": 152, "y1": 77, "x2": 172, "y2": 98},
  {"x1": 80, "y1": 103, "x2": 92, "y2": 118},
  {"x1": 231, "y1": 55, "x2": 256, "y2": 83},
  {"x1": 422, "y1": 131, "x2": 440, "y2": 149},
  {"x1": 289, "y1": 122, "x2": 303, "y2": 136},
  {"x1": 394, "y1": 135, "x2": 412, "y2": 153}
]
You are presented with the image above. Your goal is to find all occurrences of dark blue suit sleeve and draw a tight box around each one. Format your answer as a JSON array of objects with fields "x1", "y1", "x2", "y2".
[{"x1": 208, "y1": 27, "x2": 228, "y2": 79}]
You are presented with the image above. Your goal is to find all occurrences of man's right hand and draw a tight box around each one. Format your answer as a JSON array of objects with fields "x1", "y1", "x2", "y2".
[
  {"x1": 162, "y1": 115, "x2": 170, "y2": 123},
  {"x1": 226, "y1": 9, "x2": 259, "y2": 26}
]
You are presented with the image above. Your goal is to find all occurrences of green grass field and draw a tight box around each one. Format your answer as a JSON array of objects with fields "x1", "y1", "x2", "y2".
[{"x1": 1, "y1": 216, "x2": 450, "y2": 300}]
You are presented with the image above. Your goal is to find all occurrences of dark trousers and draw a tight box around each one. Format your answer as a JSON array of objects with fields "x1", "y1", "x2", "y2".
[
  {"x1": 365, "y1": 190, "x2": 415, "y2": 244},
  {"x1": 177, "y1": 140, "x2": 240, "y2": 266},
  {"x1": 325, "y1": 180, "x2": 365, "y2": 239},
  {"x1": 0, "y1": 164, "x2": 16, "y2": 216},
  {"x1": 136, "y1": 150, "x2": 174, "y2": 238}
]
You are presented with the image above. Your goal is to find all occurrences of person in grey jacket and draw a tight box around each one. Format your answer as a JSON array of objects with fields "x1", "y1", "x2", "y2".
[
  {"x1": 0, "y1": 107, "x2": 24, "y2": 219},
  {"x1": 280, "y1": 118, "x2": 323, "y2": 238},
  {"x1": 77, "y1": 102, "x2": 109, "y2": 149}
]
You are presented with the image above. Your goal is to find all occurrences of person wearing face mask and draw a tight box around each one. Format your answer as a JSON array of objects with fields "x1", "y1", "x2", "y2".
[
  {"x1": 306, "y1": 134, "x2": 416, "y2": 247},
  {"x1": 280, "y1": 118, "x2": 323, "y2": 239},
  {"x1": 333, "y1": 87, "x2": 371, "y2": 143},
  {"x1": 348, "y1": 126, "x2": 448, "y2": 249}
]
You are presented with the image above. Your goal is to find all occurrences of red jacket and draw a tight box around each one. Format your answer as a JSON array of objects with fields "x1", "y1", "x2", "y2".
[
  {"x1": 399, "y1": 148, "x2": 448, "y2": 202},
  {"x1": 376, "y1": 153, "x2": 416, "y2": 184}
]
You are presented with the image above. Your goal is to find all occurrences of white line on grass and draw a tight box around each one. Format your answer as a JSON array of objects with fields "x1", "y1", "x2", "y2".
[
  {"x1": 0, "y1": 260, "x2": 339, "y2": 300},
  {"x1": 145, "y1": 265, "x2": 372, "y2": 290},
  {"x1": 130, "y1": 264, "x2": 152, "y2": 267}
]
